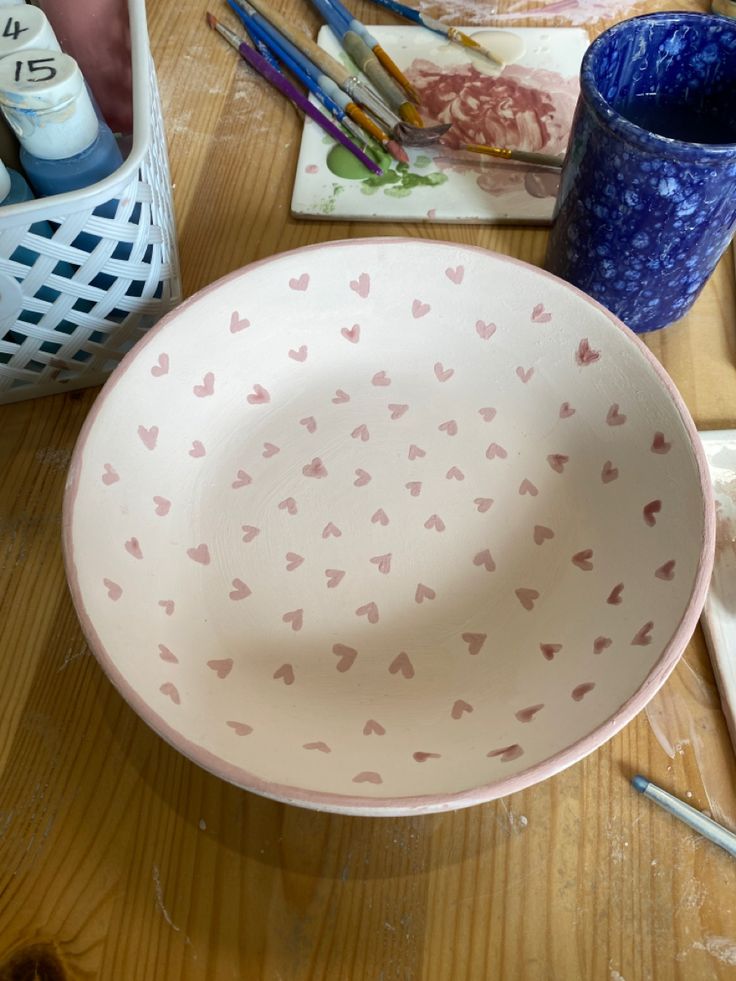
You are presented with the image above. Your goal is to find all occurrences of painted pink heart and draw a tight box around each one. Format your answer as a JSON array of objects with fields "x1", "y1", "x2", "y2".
[
  {"x1": 479, "y1": 407, "x2": 497, "y2": 422},
  {"x1": 125, "y1": 537, "x2": 143, "y2": 560},
  {"x1": 655, "y1": 559, "x2": 676, "y2": 581},
  {"x1": 601, "y1": 460, "x2": 619, "y2": 483},
  {"x1": 408, "y1": 444, "x2": 426, "y2": 461},
  {"x1": 101, "y1": 463, "x2": 119, "y2": 485},
  {"x1": 153, "y1": 496, "x2": 171, "y2": 516},
  {"x1": 302, "y1": 458, "x2": 327, "y2": 478},
  {"x1": 571, "y1": 682, "x2": 595, "y2": 702},
  {"x1": 576, "y1": 338, "x2": 600, "y2": 366},
  {"x1": 533, "y1": 525, "x2": 554, "y2": 544},
  {"x1": 282, "y1": 608, "x2": 304, "y2": 631},
  {"x1": 439, "y1": 420, "x2": 458, "y2": 436},
  {"x1": 241, "y1": 525, "x2": 260, "y2": 543},
  {"x1": 516, "y1": 366, "x2": 534, "y2": 383},
  {"x1": 289, "y1": 273, "x2": 309, "y2": 291},
  {"x1": 333, "y1": 389, "x2": 350, "y2": 403},
  {"x1": 285, "y1": 552, "x2": 304, "y2": 571},
  {"x1": 643, "y1": 500, "x2": 662, "y2": 526},
  {"x1": 193, "y1": 372, "x2": 214, "y2": 398},
  {"x1": 372, "y1": 370, "x2": 391, "y2": 386},
  {"x1": 322, "y1": 522, "x2": 342, "y2": 538},
  {"x1": 247, "y1": 384, "x2": 270, "y2": 405},
  {"x1": 547, "y1": 454, "x2": 569, "y2": 473},
  {"x1": 474, "y1": 497, "x2": 493, "y2": 513},
  {"x1": 559, "y1": 402, "x2": 575, "y2": 419},
  {"x1": 632, "y1": 621, "x2": 654, "y2": 646},
  {"x1": 572, "y1": 549, "x2": 594, "y2": 571},
  {"x1": 351, "y1": 423, "x2": 370, "y2": 441},
  {"x1": 371, "y1": 508, "x2": 389, "y2": 525},
  {"x1": 606, "y1": 403, "x2": 626, "y2": 426},
  {"x1": 263, "y1": 442, "x2": 280, "y2": 457},
  {"x1": 415, "y1": 582, "x2": 436, "y2": 603},
  {"x1": 519, "y1": 478, "x2": 538, "y2": 496},
  {"x1": 325, "y1": 569, "x2": 345, "y2": 588},
  {"x1": 289, "y1": 345, "x2": 308, "y2": 362},
  {"x1": 341, "y1": 323, "x2": 360, "y2": 343},
  {"x1": 231, "y1": 469, "x2": 252, "y2": 489},
  {"x1": 189, "y1": 440, "x2": 205, "y2": 458},
  {"x1": 413, "y1": 751, "x2": 441, "y2": 762},
  {"x1": 652, "y1": 432, "x2": 672, "y2": 454},
  {"x1": 531, "y1": 303, "x2": 551, "y2": 323},
  {"x1": 229, "y1": 310, "x2": 250, "y2": 333},
  {"x1": 353, "y1": 771, "x2": 382, "y2": 784},
  {"x1": 412, "y1": 299, "x2": 430, "y2": 318},
  {"x1": 445, "y1": 265, "x2": 464, "y2": 284},
  {"x1": 103, "y1": 578, "x2": 122, "y2": 601},
  {"x1": 475, "y1": 320, "x2": 496, "y2": 340},
  {"x1": 151, "y1": 352, "x2": 169, "y2": 377},
  {"x1": 434, "y1": 362, "x2": 454, "y2": 382},
  {"x1": 303, "y1": 740, "x2": 330, "y2": 752},
  {"x1": 540, "y1": 643, "x2": 561, "y2": 661},
  {"x1": 363, "y1": 719, "x2": 386, "y2": 735},
  {"x1": 300, "y1": 416, "x2": 317, "y2": 433},
  {"x1": 229, "y1": 579, "x2": 251, "y2": 600},
  {"x1": 389, "y1": 651, "x2": 414, "y2": 678},
  {"x1": 333, "y1": 643, "x2": 357, "y2": 671},
  {"x1": 593, "y1": 636, "x2": 612, "y2": 654},
  {"x1": 406, "y1": 481, "x2": 422, "y2": 497},
  {"x1": 473, "y1": 549, "x2": 495, "y2": 572},
  {"x1": 354, "y1": 469, "x2": 371, "y2": 487},
  {"x1": 370, "y1": 553, "x2": 392, "y2": 574},
  {"x1": 451, "y1": 699, "x2": 473, "y2": 719},
  {"x1": 424, "y1": 514, "x2": 445, "y2": 532},
  {"x1": 356, "y1": 601, "x2": 379, "y2": 623},
  {"x1": 207, "y1": 658, "x2": 233, "y2": 679},
  {"x1": 486, "y1": 442, "x2": 507, "y2": 460},
  {"x1": 516, "y1": 588, "x2": 539, "y2": 611},
  {"x1": 350, "y1": 272, "x2": 370, "y2": 297},
  {"x1": 160, "y1": 682, "x2": 180, "y2": 705},
  {"x1": 462, "y1": 632, "x2": 486, "y2": 655},
  {"x1": 137, "y1": 425, "x2": 158, "y2": 451},
  {"x1": 228, "y1": 721, "x2": 253, "y2": 735},
  {"x1": 158, "y1": 644, "x2": 178, "y2": 663},
  {"x1": 388, "y1": 403, "x2": 409, "y2": 420},
  {"x1": 515, "y1": 704, "x2": 544, "y2": 723},
  {"x1": 487, "y1": 744, "x2": 524, "y2": 762},
  {"x1": 607, "y1": 583, "x2": 624, "y2": 605},
  {"x1": 187, "y1": 543, "x2": 211, "y2": 565},
  {"x1": 274, "y1": 663, "x2": 295, "y2": 685},
  {"x1": 158, "y1": 599, "x2": 175, "y2": 615}
]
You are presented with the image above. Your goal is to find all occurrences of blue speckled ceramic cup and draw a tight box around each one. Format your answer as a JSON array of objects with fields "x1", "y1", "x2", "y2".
[{"x1": 545, "y1": 13, "x2": 736, "y2": 333}]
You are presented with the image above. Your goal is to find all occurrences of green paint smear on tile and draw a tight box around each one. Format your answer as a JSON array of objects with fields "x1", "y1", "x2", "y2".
[
  {"x1": 317, "y1": 184, "x2": 345, "y2": 215},
  {"x1": 361, "y1": 164, "x2": 448, "y2": 197},
  {"x1": 326, "y1": 143, "x2": 393, "y2": 180}
]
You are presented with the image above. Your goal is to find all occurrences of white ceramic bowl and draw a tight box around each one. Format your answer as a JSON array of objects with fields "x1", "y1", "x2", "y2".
[{"x1": 63, "y1": 239, "x2": 714, "y2": 815}]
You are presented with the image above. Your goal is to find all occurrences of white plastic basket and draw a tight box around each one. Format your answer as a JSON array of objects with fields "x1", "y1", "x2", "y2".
[{"x1": 0, "y1": 0, "x2": 181, "y2": 404}]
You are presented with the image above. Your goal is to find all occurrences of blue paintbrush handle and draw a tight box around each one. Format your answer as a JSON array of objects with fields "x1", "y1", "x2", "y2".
[
  {"x1": 308, "y1": 0, "x2": 350, "y2": 39},
  {"x1": 228, "y1": 0, "x2": 321, "y2": 84},
  {"x1": 240, "y1": 20, "x2": 281, "y2": 69},
  {"x1": 363, "y1": 0, "x2": 422, "y2": 25},
  {"x1": 320, "y1": 0, "x2": 379, "y2": 50}
]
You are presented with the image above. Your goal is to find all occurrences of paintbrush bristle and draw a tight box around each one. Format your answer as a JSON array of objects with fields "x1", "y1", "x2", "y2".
[{"x1": 206, "y1": 11, "x2": 218, "y2": 28}]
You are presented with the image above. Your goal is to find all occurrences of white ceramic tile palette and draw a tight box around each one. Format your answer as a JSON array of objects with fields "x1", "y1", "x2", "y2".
[
  {"x1": 63, "y1": 239, "x2": 714, "y2": 815},
  {"x1": 291, "y1": 27, "x2": 588, "y2": 223}
]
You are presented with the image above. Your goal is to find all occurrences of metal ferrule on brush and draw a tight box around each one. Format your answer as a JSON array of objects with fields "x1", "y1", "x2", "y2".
[{"x1": 344, "y1": 76, "x2": 398, "y2": 129}]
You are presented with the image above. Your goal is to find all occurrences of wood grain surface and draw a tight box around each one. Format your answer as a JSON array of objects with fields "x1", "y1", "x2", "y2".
[{"x1": 2, "y1": 0, "x2": 736, "y2": 978}]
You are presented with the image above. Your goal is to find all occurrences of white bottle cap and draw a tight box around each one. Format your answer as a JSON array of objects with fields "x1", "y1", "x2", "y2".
[
  {"x1": 0, "y1": 8, "x2": 61, "y2": 59},
  {"x1": 0, "y1": 2, "x2": 27, "y2": 6},
  {"x1": 0, "y1": 49, "x2": 98, "y2": 160},
  {"x1": 0, "y1": 157, "x2": 9, "y2": 201}
]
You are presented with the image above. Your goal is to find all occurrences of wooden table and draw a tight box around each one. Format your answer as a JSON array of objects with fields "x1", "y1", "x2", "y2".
[{"x1": 2, "y1": 0, "x2": 736, "y2": 977}]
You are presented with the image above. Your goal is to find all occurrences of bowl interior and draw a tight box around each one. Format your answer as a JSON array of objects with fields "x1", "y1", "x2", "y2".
[{"x1": 64, "y1": 239, "x2": 711, "y2": 814}]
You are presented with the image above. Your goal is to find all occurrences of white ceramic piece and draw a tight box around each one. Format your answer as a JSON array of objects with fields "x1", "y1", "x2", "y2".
[{"x1": 64, "y1": 239, "x2": 714, "y2": 815}]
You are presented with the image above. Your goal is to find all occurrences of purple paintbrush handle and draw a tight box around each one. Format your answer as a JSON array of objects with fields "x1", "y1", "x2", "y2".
[{"x1": 236, "y1": 40, "x2": 382, "y2": 175}]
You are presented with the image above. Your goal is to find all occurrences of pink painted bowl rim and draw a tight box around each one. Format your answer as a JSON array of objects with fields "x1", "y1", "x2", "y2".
[{"x1": 62, "y1": 237, "x2": 715, "y2": 816}]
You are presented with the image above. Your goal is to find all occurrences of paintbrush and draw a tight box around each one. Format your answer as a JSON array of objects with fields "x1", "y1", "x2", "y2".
[
  {"x1": 233, "y1": 0, "x2": 449, "y2": 145},
  {"x1": 632, "y1": 775, "x2": 736, "y2": 859},
  {"x1": 309, "y1": 0, "x2": 423, "y2": 125},
  {"x1": 459, "y1": 143, "x2": 564, "y2": 169},
  {"x1": 227, "y1": 0, "x2": 406, "y2": 163},
  {"x1": 320, "y1": 0, "x2": 420, "y2": 103},
  {"x1": 364, "y1": 0, "x2": 502, "y2": 68},
  {"x1": 206, "y1": 13, "x2": 383, "y2": 175}
]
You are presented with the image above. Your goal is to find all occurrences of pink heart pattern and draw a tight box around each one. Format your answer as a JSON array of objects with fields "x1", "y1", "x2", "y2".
[
  {"x1": 158, "y1": 599, "x2": 175, "y2": 615},
  {"x1": 434, "y1": 362, "x2": 454, "y2": 382},
  {"x1": 151, "y1": 353, "x2": 169, "y2": 377},
  {"x1": 531, "y1": 303, "x2": 551, "y2": 323},
  {"x1": 445, "y1": 265, "x2": 464, "y2": 284},
  {"x1": 229, "y1": 578, "x2": 251, "y2": 600},
  {"x1": 189, "y1": 440, "x2": 205, "y2": 458},
  {"x1": 415, "y1": 582, "x2": 436, "y2": 603},
  {"x1": 289, "y1": 273, "x2": 309, "y2": 291},
  {"x1": 193, "y1": 372, "x2": 214, "y2": 397},
  {"x1": 363, "y1": 719, "x2": 386, "y2": 735},
  {"x1": 289, "y1": 345, "x2": 308, "y2": 362},
  {"x1": 229, "y1": 311, "x2": 250, "y2": 333},
  {"x1": 158, "y1": 644, "x2": 178, "y2": 663},
  {"x1": 462, "y1": 632, "x2": 486, "y2": 655},
  {"x1": 473, "y1": 549, "x2": 495, "y2": 572},
  {"x1": 137, "y1": 425, "x2": 158, "y2": 451},
  {"x1": 406, "y1": 481, "x2": 422, "y2": 497},
  {"x1": 187, "y1": 543, "x2": 210, "y2": 565},
  {"x1": 576, "y1": 338, "x2": 600, "y2": 366},
  {"x1": 356, "y1": 601, "x2": 379, "y2": 623},
  {"x1": 302, "y1": 458, "x2": 327, "y2": 479},
  {"x1": 125, "y1": 537, "x2": 143, "y2": 560},
  {"x1": 102, "y1": 463, "x2": 119, "y2": 485},
  {"x1": 372, "y1": 370, "x2": 390, "y2": 386},
  {"x1": 354, "y1": 469, "x2": 371, "y2": 487},
  {"x1": 333, "y1": 643, "x2": 357, "y2": 671},
  {"x1": 160, "y1": 682, "x2": 180, "y2": 705},
  {"x1": 389, "y1": 651, "x2": 414, "y2": 678},
  {"x1": 103, "y1": 578, "x2": 122, "y2": 601},
  {"x1": 341, "y1": 324, "x2": 360, "y2": 343},
  {"x1": 324, "y1": 569, "x2": 345, "y2": 588},
  {"x1": 228, "y1": 721, "x2": 253, "y2": 735},
  {"x1": 350, "y1": 272, "x2": 370, "y2": 297},
  {"x1": 651, "y1": 432, "x2": 672, "y2": 454},
  {"x1": 282, "y1": 608, "x2": 304, "y2": 631},
  {"x1": 412, "y1": 299, "x2": 430, "y2": 318},
  {"x1": 451, "y1": 699, "x2": 473, "y2": 719},
  {"x1": 153, "y1": 496, "x2": 171, "y2": 516},
  {"x1": 388, "y1": 403, "x2": 409, "y2": 420},
  {"x1": 247, "y1": 384, "x2": 270, "y2": 405},
  {"x1": 475, "y1": 320, "x2": 496, "y2": 340},
  {"x1": 370, "y1": 553, "x2": 392, "y2": 574},
  {"x1": 207, "y1": 658, "x2": 233, "y2": 678}
]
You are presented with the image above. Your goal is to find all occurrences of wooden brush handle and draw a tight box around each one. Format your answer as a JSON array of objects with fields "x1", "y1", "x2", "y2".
[{"x1": 244, "y1": 0, "x2": 350, "y2": 86}]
